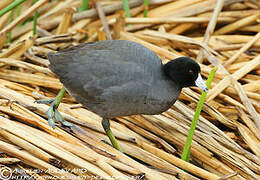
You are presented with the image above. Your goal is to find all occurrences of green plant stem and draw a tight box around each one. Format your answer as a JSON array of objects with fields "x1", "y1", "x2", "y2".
[
  {"x1": 0, "y1": 0, "x2": 26, "y2": 17},
  {"x1": 33, "y1": 0, "x2": 39, "y2": 35},
  {"x1": 17, "y1": 4, "x2": 23, "y2": 27},
  {"x1": 78, "y1": 0, "x2": 89, "y2": 12},
  {"x1": 122, "y1": 0, "x2": 131, "y2": 18},
  {"x1": 17, "y1": 4, "x2": 21, "y2": 17},
  {"x1": 7, "y1": 0, "x2": 15, "y2": 43},
  {"x1": 144, "y1": 0, "x2": 149, "y2": 17},
  {"x1": 33, "y1": 11, "x2": 38, "y2": 35},
  {"x1": 181, "y1": 67, "x2": 218, "y2": 162}
]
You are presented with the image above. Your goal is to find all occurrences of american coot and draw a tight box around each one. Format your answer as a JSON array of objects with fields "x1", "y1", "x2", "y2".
[{"x1": 45, "y1": 40, "x2": 208, "y2": 151}]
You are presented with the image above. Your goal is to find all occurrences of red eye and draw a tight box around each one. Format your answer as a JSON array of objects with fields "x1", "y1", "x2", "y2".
[{"x1": 188, "y1": 69, "x2": 194, "y2": 75}]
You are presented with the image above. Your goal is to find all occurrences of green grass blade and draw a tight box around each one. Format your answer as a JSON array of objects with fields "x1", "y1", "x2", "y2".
[
  {"x1": 0, "y1": 0, "x2": 26, "y2": 17},
  {"x1": 17, "y1": 4, "x2": 23, "y2": 27},
  {"x1": 144, "y1": 0, "x2": 149, "y2": 17},
  {"x1": 181, "y1": 67, "x2": 218, "y2": 162},
  {"x1": 7, "y1": 0, "x2": 15, "y2": 43},
  {"x1": 122, "y1": 0, "x2": 131, "y2": 18},
  {"x1": 78, "y1": 0, "x2": 89, "y2": 12},
  {"x1": 33, "y1": 0, "x2": 39, "y2": 35},
  {"x1": 33, "y1": 11, "x2": 38, "y2": 35},
  {"x1": 17, "y1": 4, "x2": 21, "y2": 16}
]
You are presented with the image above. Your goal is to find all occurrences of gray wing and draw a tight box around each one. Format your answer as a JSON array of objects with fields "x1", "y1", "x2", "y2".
[
  {"x1": 48, "y1": 40, "x2": 164, "y2": 116},
  {"x1": 50, "y1": 40, "x2": 162, "y2": 66}
]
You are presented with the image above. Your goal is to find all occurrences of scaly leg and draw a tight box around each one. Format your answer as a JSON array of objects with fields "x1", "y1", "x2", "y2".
[
  {"x1": 101, "y1": 118, "x2": 122, "y2": 152},
  {"x1": 36, "y1": 87, "x2": 72, "y2": 128}
]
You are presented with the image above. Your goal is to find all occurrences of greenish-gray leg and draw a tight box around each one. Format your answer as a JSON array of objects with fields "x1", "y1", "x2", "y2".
[
  {"x1": 36, "y1": 87, "x2": 72, "y2": 128},
  {"x1": 101, "y1": 118, "x2": 122, "y2": 152},
  {"x1": 54, "y1": 87, "x2": 66, "y2": 107}
]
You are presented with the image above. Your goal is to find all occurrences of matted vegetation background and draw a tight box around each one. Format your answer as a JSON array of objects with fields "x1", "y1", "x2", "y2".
[{"x1": 0, "y1": 0, "x2": 260, "y2": 179}]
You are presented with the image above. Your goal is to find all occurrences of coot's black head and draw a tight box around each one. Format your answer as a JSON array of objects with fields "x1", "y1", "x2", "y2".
[{"x1": 163, "y1": 57, "x2": 208, "y2": 92}]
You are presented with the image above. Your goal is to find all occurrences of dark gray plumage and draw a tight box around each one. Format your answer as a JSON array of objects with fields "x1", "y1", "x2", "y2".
[{"x1": 48, "y1": 40, "x2": 206, "y2": 119}]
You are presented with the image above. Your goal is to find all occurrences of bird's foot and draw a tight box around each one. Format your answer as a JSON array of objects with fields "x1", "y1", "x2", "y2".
[
  {"x1": 35, "y1": 87, "x2": 73, "y2": 128},
  {"x1": 35, "y1": 98, "x2": 56, "y2": 105}
]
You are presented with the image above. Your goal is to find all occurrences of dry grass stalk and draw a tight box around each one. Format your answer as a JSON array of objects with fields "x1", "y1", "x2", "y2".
[
  {"x1": 214, "y1": 14, "x2": 260, "y2": 35},
  {"x1": 0, "y1": 69, "x2": 62, "y2": 89},
  {"x1": 41, "y1": 132, "x2": 141, "y2": 175},
  {"x1": 72, "y1": 0, "x2": 143, "y2": 23},
  {"x1": 150, "y1": 0, "x2": 243, "y2": 18},
  {"x1": 0, "y1": 157, "x2": 20, "y2": 164},
  {"x1": 202, "y1": 52, "x2": 260, "y2": 133},
  {"x1": 0, "y1": 39, "x2": 32, "y2": 58},
  {"x1": 232, "y1": 81, "x2": 260, "y2": 132},
  {"x1": 207, "y1": 55, "x2": 260, "y2": 101},
  {"x1": 0, "y1": 139, "x2": 80, "y2": 179},
  {"x1": 35, "y1": 33, "x2": 74, "y2": 46},
  {"x1": 195, "y1": 35, "x2": 260, "y2": 47},
  {"x1": 24, "y1": 52, "x2": 50, "y2": 66},
  {"x1": 173, "y1": 100, "x2": 259, "y2": 156},
  {"x1": 224, "y1": 32, "x2": 260, "y2": 67},
  {"x1": 0, "y1": 58, "x2": 52, "y2": 75},
  {"x1": 134, "y1": 114, "x2": 213, "y2": 157},
  {"x1": 241, "y1": 24, "x2": 260, "y2": 32},
  {"x1": 143, "y1": 30, "x2": 219, "y2": 56},
  {"x1": 0, "y1": 12, "x2": 11, "y2": 31},
  {"x1": 70, "y1": 126, "x2": 172, "y2": 180},
  {"x1": 95, "y1": 1, "x2": 112, "y2": 40},
  {"x1": 125, "y1": 16, "x2": 234, "y2": 24},
  {"x1": 147, "y1": 0, "x2": 204, "y2": 17},
  {"x1": 0, "y1": 34, "x2": 7, "y2": 50},
  {"x1": 136, "y1": 138, "x2": 220, "y2": 180},
  {"x1": 237, "y1": 123, "x2": 260, "y2": 156},
  {"x1": 237, "y1": 108, "x2": 260, "y2": 141},
  {"x1": 218, "y1": 172, "x2": 239, "y2": 180},
  {"x1": 0, "y1": 117, "x2": 111, "y2": 178},
  {"x1": 197, "y1": 0, "x2": 224, "y2": 63},
  {"x1": 56, "y1": 8, "x2": 73, "y2": 35},
  {"x1": 0, "y1": 0, "x2": 11, "y2": 10},
  {"x1": 116, "y1": 117, "x2": 176, "y2": 153},
  {"x1": 119, "y1": 142, "x2": 194, "y2": 179},
  {"x1": 0, "y1": 127, "x2": 60, "y2": 165},
  {"x1": 0, "y1": 0, "x2": 49, "y2": 35},
  {"x1": 120, "y1": 31, "x2": 179, "y2": 59}
]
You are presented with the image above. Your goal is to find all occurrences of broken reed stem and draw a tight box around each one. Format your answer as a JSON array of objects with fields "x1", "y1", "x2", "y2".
[
  {"x1": 125, "y1": 17, "x2": 234, "y2": 24},
  {"x1": 122, "y1": 0, "x2": 131, "y2": 18},
  {"x1": 181, "y1": 67, "x2": 217, "y2": 162},
  {"x1": 206, "y1": 54, "x2": 260, "y2": 102},
  {"x1": 143, "y1": 0, "x2": 149, "y2": 17},
  {"x1": 224, "y1": 31, "x2": 260, "y2": 67},
  {"x1": 0, "y1": 157, "x2": 20, "y2": 164},
  {"x1": 136, "y1": 139, "x2": 220, "y2": 180},
  {"x1": 214, "y1": 14, "x2": 260, "y2": 35},
  {"x1": 0, "y1": 0, "x2": 26, "y2": 17},
  {"x1": 33, "y1": 0, "x2": 39, "y2": 35},
  {"x1": 0, "y1": 140, "x2": 80, "y2": 179},
  {"x1": 95, "y1": 1, "x2": 112, "y2": 40},
  {"x1": 197, "y1": 0, "x2": 224, "y2": 63}
]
